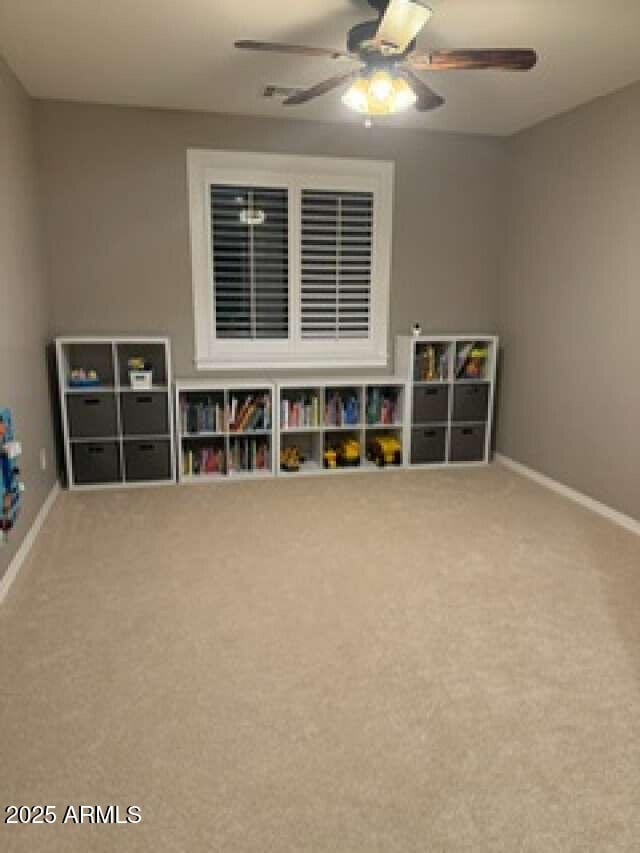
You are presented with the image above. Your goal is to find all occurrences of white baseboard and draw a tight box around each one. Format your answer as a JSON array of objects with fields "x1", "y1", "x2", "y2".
[
  {"x1": 495, "y1": 454, "x2": 640, "y2": 537},
  {"x1": 0, "y1": 481, "x2": 60, "y2": 604}
]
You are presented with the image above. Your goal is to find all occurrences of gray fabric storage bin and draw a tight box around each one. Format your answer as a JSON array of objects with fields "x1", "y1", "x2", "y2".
[
  {"x1": 450, "y1": 425, "x2": 486, "y2": 462},
  {"x1": 123, "y1": 440, "x2": 171, "y2": 481},
  {"x1": 412, "y1": 385, "x2": 449, "y2": 424},
  {"x1": 411, "y1": 426, "x2": 447, "y2": 464},
  {"x1": 121, "y1": 392, "x2": 168, "y2": 436},
  {"x1": 67, "y1": 393, "x2": 118, "y2": 438},
  {"x1": 72, "y1": 441, "x2": 120, "y2": 484},
  {"x1": 452, "y1": 383, "x2": 489, "y2": 423}
]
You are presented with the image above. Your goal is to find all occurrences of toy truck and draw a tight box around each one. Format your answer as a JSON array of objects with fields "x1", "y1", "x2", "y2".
[
  {"x1": 367, "y1": 435, "x2": 402, "y2": 467},
  {"x1": 323, "y1": 447, "x2": 338, "y2": 469},
  {"x1": 337, "y1": 439, "x2": 361, "y2": 467},
  {"x1": 281, "y1": 445, "x2": 304, "y2": 472}
]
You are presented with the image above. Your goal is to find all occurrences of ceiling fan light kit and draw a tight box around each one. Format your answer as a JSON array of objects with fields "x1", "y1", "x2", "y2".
[
  {"x1": 236, "y1": 0, "x2": 537, "y2": 118},
  {"x1": 342, "y1": 70, "x2": 417, "y2": 115}
]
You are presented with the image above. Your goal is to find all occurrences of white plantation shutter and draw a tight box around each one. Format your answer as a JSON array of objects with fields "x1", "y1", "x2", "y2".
[
  {"x1": 211, "y1": 185, "x2": 289, "y2": 339},
  {"x1": 300, "y1": 189, "x2": 373, "y2": 340},
  {"x1": 189, "y1": 151, "x2": 392, "y2": 368}
]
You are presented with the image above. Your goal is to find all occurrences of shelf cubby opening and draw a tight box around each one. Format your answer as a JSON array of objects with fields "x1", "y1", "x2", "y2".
[
  {"x1": 366, "y1": 385, "x2": 403, "y2": 427},
  {"x1": 324, "y1": 387, "x2": 362, "y2": 429},
  {"x1": 414, "y1": 341, "x2": 452, "y2": 383},
  {"x1": 227, "y1": 389, "x2": 272, "y2": 434},
  {"x1": 228, "y1": 435, "x2": 271, "y2": 474},
  {"x1": 182, "y1": 436, "x2": 227, "y2": 478},
  {"x1": 63, "y1": 342, "x2": 115, "y2": 389},
  {"x1": 454, "y1": 340, "x2": 493, "y2": 381},
  {"x1": 364, "y1": 427, "x2": 404, "y2": 469},
  {"x1": 280, "y1": 431, "x2": 322, "y2": 475},
  {"x1": 179, "y1": 390, "x2": 226, "y2": 436},
  {"x1": 323, "y1": 429, "x2": 362, "y2": 470},
  {"x1": 280, "y1": 387, "x2": 322, "y2": 430},
  {"x1": 117, "y1": 342, "x2": 168, "y2": 387}
]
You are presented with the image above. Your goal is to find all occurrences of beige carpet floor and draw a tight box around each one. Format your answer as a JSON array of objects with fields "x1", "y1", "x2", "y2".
[{"x1": 1, "y1": 464, "x2": 640, "y2": 852}]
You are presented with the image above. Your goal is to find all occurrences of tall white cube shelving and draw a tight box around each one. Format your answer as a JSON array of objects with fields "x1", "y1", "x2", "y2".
[
  {"x1": 395, "y1": 335, "x2": 498, "y2": 467},
  {"x1": 56, "y1": 336, "x2": 175, "y2": 489}
]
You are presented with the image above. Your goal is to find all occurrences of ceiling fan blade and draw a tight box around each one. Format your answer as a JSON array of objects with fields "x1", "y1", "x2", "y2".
[
  {"x1": 409, "y1": 48, "x2": 537, "y2": 71},
  {"x1": 400, "y1": 69, "x2": 444, "y2": 111},
  {"x1": 376, "y1": 0, "x2": 432, "y2": 52},
  {"x1": 283, "y1": 71, "x2": 359, "y2": 105},
  {"x1": 234, "y1": 40, "x2": 351, "y2": 60}
]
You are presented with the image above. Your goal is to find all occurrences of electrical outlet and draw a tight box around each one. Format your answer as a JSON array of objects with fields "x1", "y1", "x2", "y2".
[{"x1": 40, "y1": 448, "x2": 47, "y2": 471}]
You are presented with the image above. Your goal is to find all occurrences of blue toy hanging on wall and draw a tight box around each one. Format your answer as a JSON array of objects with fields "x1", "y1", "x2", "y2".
[{"x1": 0, "y1": 408, "x2": 24, "y2": 543}]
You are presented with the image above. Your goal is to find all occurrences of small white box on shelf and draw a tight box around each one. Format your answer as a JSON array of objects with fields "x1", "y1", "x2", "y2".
[{"x1": 129, "y1": 370, "x2": 153, "y2": 390}]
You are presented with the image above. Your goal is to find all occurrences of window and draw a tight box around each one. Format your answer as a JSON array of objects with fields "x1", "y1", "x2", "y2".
[
  {"x1": 211, "y1": 185, "x2": 289, "y2": 340},
  {"x1": 188, "y1": 151, "x2": 393, "y2": 369},
  {"x1": 300, "y1": 189, "x2": 373, "y2": 341}
]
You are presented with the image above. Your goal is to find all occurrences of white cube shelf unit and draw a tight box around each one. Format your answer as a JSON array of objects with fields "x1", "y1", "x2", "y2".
[
  {"x1": 277, "y1": 378, "x2": 407, "y2": 476},
  {"x1": 395, "y1": 334, "x2": 498, "y2": 467},
  {"x1": 176, "y1": 380, "x2": 275, "y2": 483},
  {"x1": 56, "y1": 336, "x2": 175, "y2": 489}
]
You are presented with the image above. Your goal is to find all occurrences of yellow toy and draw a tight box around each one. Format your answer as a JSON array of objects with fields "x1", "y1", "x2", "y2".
[
  {"x1": 324, "y1": 439, "x2": 361, "y2": 468},
  {"x1": 367, "y1": 435, "x2": 402, "y2": 467},
  {"x1": 337, "y1": 439, "x2": 361, "y2": 467},
  {"x1": 281, "y1": 446, "x2": 304, "y2": 472},
  {"x1": 323, "y1": 447, "x2": 338, "y2": 469}
]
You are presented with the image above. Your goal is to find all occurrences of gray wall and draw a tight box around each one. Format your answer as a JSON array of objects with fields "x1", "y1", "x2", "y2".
[
  {"x1": 36, "y1": 101, "x2": 505, "y2": 379},
  {"x1": 7, "y1": 82, "x2": 640, "y2": 529},
  {"x1": 0, "y1": 58, "x2": 57, "y2": 581},
  {"x1": 498, "y1": 80, "x2": 640, "y2": 521}
]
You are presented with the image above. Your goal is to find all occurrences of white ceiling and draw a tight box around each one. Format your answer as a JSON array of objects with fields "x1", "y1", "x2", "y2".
[{"x1": 2, "y1": 0, "x2": 640, "y2": 136}]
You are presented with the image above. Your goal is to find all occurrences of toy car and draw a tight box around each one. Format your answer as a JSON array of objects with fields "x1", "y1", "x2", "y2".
[
  {"x1": 367, "y1": 435, "x2": 402, "y2": 467},
  {"x1": 69, "y1": 368, "x2": 101, "y2": 387},
  {"x1": 337, "y1": 439, "x2": 361, "y2": 467},
  {"x1": 281, "y1": 446, "x2": 304, "y2": 472}
]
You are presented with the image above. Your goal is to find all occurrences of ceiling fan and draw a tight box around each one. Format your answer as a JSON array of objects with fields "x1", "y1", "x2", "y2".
[{"x1": 235, "y1": 0, "x2": 537, "y2": 116}]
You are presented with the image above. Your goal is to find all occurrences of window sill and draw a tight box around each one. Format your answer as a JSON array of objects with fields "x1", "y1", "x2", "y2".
[{"x1": 195, "y1": 355, "x2": 388, "y2": 371}]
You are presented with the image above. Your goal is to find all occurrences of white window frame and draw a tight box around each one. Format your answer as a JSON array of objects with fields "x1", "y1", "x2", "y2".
[{"x1": 188, "y1": 150, "x2": 394, "y2": 370}]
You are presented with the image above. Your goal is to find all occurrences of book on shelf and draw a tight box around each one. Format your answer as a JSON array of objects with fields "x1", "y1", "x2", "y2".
[
  {"x1": 180, "y1": 396, "x2": 225, "y2": 434},
  {"x1": 415, "y1": 344, "x2": 450, "y2": 382},
  {"x1": 366, "y1": 388, "x2": 399, "y2": 425},
  {"x1": 455, "y1": 343, "x2": 474, "y2": 378},
  {"x1": 281, "y1": 394, "x2": 320, "y2": 429},
  {"x1": 324, "y1": 391, "x2": 360, "y2": 428},
  {"x1": 228, "y1": 394, "x2": 271, "y2": 433},
  {"x1": 183, "y1": 445, "x2": 225, "y2": 477},
  {"x1": 228, "y1": 437, "x2": 270, "y2": 473}
]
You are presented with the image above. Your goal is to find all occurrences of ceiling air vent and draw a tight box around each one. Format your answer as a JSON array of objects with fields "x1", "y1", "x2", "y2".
[{"x1": 262, "y1": 85, "x2": 301, "y2": 99}]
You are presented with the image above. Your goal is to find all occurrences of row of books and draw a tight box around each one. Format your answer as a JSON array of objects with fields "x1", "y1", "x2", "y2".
[
  {"x1": 180, "y1": 397, "x2": 225, "y2": 434},
  {"x1": 182, "y1": 439, "x2": 270, "y2": 476},
  {"x1": 325, "y1": 392, "x2": 360, "y2": 427},
  {"x1": 183, "y1": 446, "x2": 225, "y2": 476},
  {"x1": 228, "y1": 395, "x2": 271, "y2": 433},
  {"x1": 228, "y1": 438, "x2": 270, "y2": 472},
  {"x1": 180, "y1": 394, "x2": 272, "y2": 434},
  {"x1": 414, "y1": 345, "x2": 449, "y2": 382},
  {"x1": 366, "y1": 389, "x2": 400, "y2": 425},
  {"x1": 281, "y1": 396, "x2": 320, "y2": 429}
]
